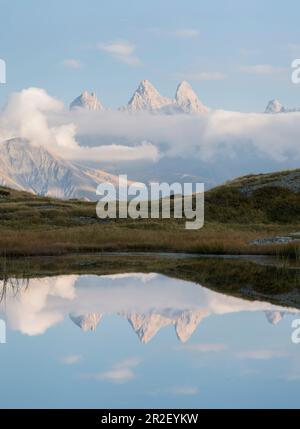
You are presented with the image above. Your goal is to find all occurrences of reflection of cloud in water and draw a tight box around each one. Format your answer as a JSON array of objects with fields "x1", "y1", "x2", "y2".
[
  {"x1": 0, "y1": 275, "x2": 77, "y2": 335},
  {"x1": 0, "y1": 273, "x2": 298, "y2": 341}
]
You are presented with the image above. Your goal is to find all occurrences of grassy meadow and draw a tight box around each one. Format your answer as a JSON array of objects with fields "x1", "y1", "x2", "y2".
[{"x1": 1, "y1": 176, "x2": 300, "y2": 258}]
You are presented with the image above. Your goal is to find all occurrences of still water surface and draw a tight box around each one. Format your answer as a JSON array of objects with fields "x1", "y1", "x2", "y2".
[{"x1": 0, "y1": 272, "x2": 300, "y2": 408}]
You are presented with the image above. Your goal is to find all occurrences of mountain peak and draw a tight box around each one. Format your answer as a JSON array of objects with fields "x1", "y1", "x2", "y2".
[
  {"x1": 264, "y1": 311, "x2": 285, "y2": 325},
  {"x1": 69, "y1": 312, "x2": 102, "y2": 332},
  {"x1": 177, "y1": 80, "x2": 191, "y2": 90},
  {"x1": 125, "y1": 80, "x2": 173, "y2": 112},
  {"x1": 137, "y1": 79, "x2": 156, "y2": 92},
  {"x1": 265, "y1": 99, "x2": 284, "y2": 114},
  {"x1": 264, "y1": 99, "x2": 300, "y2": 114},
  {"x1": 70, "y1": 90, "x2": 105, "y2": 111},
  {"x1": 175, "y1": 80, "x2": 209, "y2": 114},
  {"x1": 175, "y1": 309, "x2": 209, "y2": 342},
  {"x1": 70, "y1": 80, "x2": 211, "y2": 114}
]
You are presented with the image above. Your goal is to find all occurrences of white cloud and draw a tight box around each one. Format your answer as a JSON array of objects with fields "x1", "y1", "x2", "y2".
[
  {"x1": 98, "y1": 40, "x2": 141, "y2": 66},
  {"x1": 239, "y1": 64, "x2": 287, "y2": 75},
  {"x1": 62, "y1": 355, "x2": 82, "y2": 365},
  {"x1": 1, "y1": 275, "x2": 78, "y2": 336},
  {"x1": 73, "y1": 107, "x2": 300, "y2": 164},
  {"x1": 150, "y1": 28, "x2": 200, "y2": 39},
  {"x1": 0, "y1": 87, "x2": 159, "y2": 162},
  {"x1": 86, "y1": 357, "x2": 141, "y2": 384},
  {"x1": 181, "y1": 343, "x2": 227, "y2": 352},
  {"x1": 177, "y1": 71, "x2": 227, "y2": 81},
  {"x1": 2, "y1": 87, "x2": 300, "y2": 171},
  {"x1": 237, "y1": 349, "x2": 286, "y2": 360},
  {"x1": 63, "y1": 59, "x2": 83, "y2": 69}
]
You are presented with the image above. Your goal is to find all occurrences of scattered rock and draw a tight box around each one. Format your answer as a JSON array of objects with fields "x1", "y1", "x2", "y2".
[{"x1": 250, "y1": 236, "x2": 296, "y2": 245}]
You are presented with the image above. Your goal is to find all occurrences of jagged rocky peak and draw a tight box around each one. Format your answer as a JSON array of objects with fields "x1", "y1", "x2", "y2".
[
  {"x1": 265, "y1": 99, "x2": 300, "y2": 114},
  {"x1": 264, "y1": 311, "x2": 285, "y2": 325},
  {"x1": 70, "y1": 90, "x2": 105, "y2": 111},
  {"x1": 70, "y1": 80, "x2": 210, "y2": 114},
  {"x1": 125, "y1": 79, "x2": 173, "y2": 112},
  {"x1": 175, "y1": 309, "x2": 209, "y2": 342},
  {"x1": 69, "y1": 312, "x2": 102, "y2": 332},
  {"x1": 125, "y1": 309, "x2": 207, "y2": 344},
  {"x1": 265, "y1": 99, "x2": 285, "y2": 114},
  {"x1": 175, "y1": 80, "x2": 209, "y2": 114},
  {"x1": 126, "y1": 312, "x2": 172, "y2": 344}
]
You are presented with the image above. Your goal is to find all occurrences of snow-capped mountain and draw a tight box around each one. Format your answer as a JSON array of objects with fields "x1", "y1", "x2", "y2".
[
  {"x1": 265, "y1": 99, "x2": 285, "y2": 113},
  {"x1": 116, "y1": 79, "x2": 208, "y2": 114},
  {"x1": 175, "y1": 309, "x2": 209, "y2": 342},
  {"x1": 264, "y1": 311, "x2": 285, "y2": 325},
  {"x1": 126, "y1": 312, "x2": 172, "y2": 344},
  {"x1": 69, "y1": 309, "x2": 208, "y2": 343},
  {"x1": 69, "y1": 313, "x2": 102, "y2": 331},
  {"x1": 175, "y1": 80, "x2": 209, "y2": 114},
  {"x1": 265, "y1": 99, "x2": 300, "y2": 113},
  {"x1": 123, "y1": 79, "x2": 174, "y2": 113},
  {"x1": 70, "y1": 80, "x2": 208, "y2": 114},
  {"x1": 70, "y1": 90, "x2": 105, "y2": 111},
  {"x1": 70, "y1": 306, "x2": 290, "y2": 343},
  {"x1": 126, "y1": 309, "x2": 209, "y2": 344},
  {"x1": 0, "y1": 138, "x2": 122, "y2": 200}
]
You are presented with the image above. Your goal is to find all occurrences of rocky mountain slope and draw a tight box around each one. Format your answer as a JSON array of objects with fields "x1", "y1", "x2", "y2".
[
  {"x1": 0, "y1": 138, "x2": 122, "y2": 200},
  {"x1": 224, "y1": 169, "x2": 300, "y2": 195}
]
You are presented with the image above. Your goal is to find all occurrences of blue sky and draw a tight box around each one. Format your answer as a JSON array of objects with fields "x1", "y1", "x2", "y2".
[{"x1": 0, "y1": 0, "x2": 300, "y2": 111}]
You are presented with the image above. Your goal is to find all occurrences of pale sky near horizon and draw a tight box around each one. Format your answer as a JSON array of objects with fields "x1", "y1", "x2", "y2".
[{"x1": 0, "y1": 0, "x2": 300, "y2": 112}]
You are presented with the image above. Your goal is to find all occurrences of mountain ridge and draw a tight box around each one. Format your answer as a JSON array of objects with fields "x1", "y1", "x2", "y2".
[{"x1": 70, "y1": 79, "x2": 209, "y2": 114}]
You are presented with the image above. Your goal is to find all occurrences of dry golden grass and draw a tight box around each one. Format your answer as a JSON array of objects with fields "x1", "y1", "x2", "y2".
[
  {"x1": 0, "y1": 220, "x2": 298, "y2": 257},
  {"x1": 1, "y1": 184, "x2": 300, "y2": 257}
]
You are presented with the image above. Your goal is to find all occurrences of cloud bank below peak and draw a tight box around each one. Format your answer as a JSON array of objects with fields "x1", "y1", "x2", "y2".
[
  {"x1": 0, "y1": 87, "x2": 159, "y2": 163},
  {"x1": 1, "y1": 86, "x2": 300, "y2": 172}
]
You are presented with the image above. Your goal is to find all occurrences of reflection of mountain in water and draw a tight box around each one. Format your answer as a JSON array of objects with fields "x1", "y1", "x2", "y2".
[
  {"x1": 126, "y1": 309, "x2": 209, "y2": 343},
  {"x1": 70, "y1": 312, "x2": 102, "y2": 332},
  {"x1": 0, "y1": 273, "x2": 299, "y2": 342},
  {"x1": 68, "y1": 309, "x2": 208, "y2": 343},
  {"x1": 264, "y1": 311, "x2": 286, "y2": 325}
]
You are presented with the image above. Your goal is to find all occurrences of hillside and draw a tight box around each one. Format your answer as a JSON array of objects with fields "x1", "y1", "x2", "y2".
[
  {"x1": 205, "y1": 168, "x2": 300, "y2": 223},
  {"x1": 0, "y1": 168, "x2": 300, "y2": 257}
]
